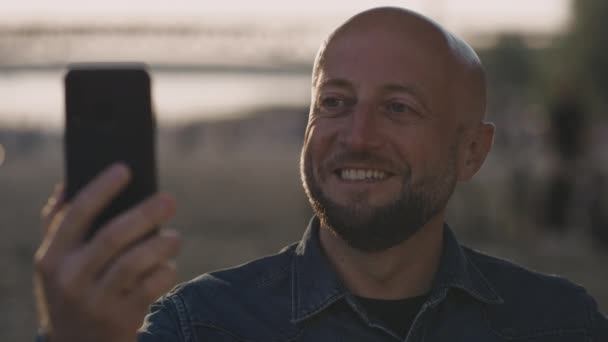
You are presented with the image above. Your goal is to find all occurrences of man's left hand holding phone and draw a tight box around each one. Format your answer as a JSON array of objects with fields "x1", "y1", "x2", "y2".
[{"x1": 33, "y1": 63, "x2": 182, "y2": 342}]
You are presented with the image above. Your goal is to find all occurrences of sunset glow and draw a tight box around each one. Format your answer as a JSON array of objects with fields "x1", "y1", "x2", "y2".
[{"x1": 1, "y1": 0, "x2": 571, "y2": 34}]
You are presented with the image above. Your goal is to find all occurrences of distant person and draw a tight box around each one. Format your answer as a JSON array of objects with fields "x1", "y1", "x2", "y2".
[
  {"x1": 541, "y1": 85, "x2": 589, "y2": 231},
  {"x1": 540, "y1": 85, "x2": 608, "y2": 248},
  {"x1": 34, "y1": 7, "x2": 608, "y2": 341},
  {"x1": 550, "y1": 86, "x2": 587, "y2": 161}
]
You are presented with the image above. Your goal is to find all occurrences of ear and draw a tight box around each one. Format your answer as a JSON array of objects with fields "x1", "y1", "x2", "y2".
[{"x1": 457, "y1": 122, "x2": 495, "y2": 181}]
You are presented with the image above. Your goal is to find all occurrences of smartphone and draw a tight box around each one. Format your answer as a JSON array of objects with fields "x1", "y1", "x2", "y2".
[{"x1": 64, "y1": 63, "x2": 157, "y2": 239}]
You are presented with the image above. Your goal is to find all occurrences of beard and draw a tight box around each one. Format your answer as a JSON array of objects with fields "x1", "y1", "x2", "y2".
[{"x1": 301, "y1": 148, "x2": 457, "y2": 252}]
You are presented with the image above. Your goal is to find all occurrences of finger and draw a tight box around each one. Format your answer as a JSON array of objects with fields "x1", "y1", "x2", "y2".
[
  {"x1": 50, "y1": 163, "x2": 131, "y2": 253},
  {"x1": 35, "y1": 207, "x2": 68, "y2": 265},
  {"x1": 41, "y1": 183, "x2": 65, "y2": 234},
  {"x1": 96, "y1": 229, "x2": 181, "y2": 295},
  {"x1": 128, "y1": 261, "x2": 178, "y2": 311},
  {"x1": 73, "y1": 193, "x2": 176, "y2": 281}
]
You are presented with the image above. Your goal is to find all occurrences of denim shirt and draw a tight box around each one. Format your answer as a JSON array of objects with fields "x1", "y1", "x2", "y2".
[{"x1": 138, "y1": 218, "x2": 608, "y2": 341}]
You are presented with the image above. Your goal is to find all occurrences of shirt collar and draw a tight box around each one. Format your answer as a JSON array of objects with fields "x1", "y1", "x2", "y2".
[
  {"x1": 291, "y1": 217, "x2": 503, "y2": 323},
  {"x1": 291, "y1": 217, "x2": 349, "y2": 323},
  {"x1": 429, "y1": 225, "x2": 504, "y2": 306}
]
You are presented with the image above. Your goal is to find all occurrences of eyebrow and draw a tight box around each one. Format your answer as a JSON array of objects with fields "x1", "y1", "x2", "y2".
[
  {"x1": 317, "y1": 78, "x2": 356, "y2": 92},
  {"x1": 318, "y1": 78, "x2": 430, "y2": 113}
]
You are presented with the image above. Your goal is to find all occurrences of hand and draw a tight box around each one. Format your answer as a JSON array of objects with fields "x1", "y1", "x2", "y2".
[{"x1": 34, "y1": 164, "x2": 181, "y2": 342}]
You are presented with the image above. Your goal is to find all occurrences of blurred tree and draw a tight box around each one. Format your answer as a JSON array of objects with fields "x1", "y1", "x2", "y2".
[
  {"x1": 478, "y1": 34, "x2": 538, "y2": 149},
  {"x1": 564, "y1": 0, "x2": 608, "y2": 110},
  {"x1": 482, "y1": 34, "x2": 535, "y2": 92}
]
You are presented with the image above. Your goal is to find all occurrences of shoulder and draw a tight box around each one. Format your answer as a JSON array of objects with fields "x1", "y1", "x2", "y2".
[
  {"x1": 140, "y1": 243, "x2": 299, "y2": 341},
  {"x1": 464, "y1": 246, "x2": 600, "y2": 339},
  {"x1": 464, "y1": 246, "x2": 588, "y2": 299},
  {"x1": 158, "y1": 243, "x2": 298, "y2": 333},
  {"x1": 172, "y1": 242, "x2": 296, "y2": 307}
]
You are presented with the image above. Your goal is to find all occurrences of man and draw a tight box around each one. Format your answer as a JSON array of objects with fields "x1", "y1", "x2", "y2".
[{"x1": 35, "y1": 7, "x2": 608, "y2": 341}]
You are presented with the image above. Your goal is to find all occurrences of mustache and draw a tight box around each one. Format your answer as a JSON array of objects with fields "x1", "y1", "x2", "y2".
[{"x1": 323, "y1": 150, "x2": 407, "y2": 175}]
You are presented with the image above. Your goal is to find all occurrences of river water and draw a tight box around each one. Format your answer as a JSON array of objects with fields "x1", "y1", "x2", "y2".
[{"x1": 0, "y1": 68, "x2": 311, "y2": 130}]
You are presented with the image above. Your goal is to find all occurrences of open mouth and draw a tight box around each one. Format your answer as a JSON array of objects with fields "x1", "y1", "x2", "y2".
[{"x1": 334, "y1": 168, "x2": 392, "y2": 182}]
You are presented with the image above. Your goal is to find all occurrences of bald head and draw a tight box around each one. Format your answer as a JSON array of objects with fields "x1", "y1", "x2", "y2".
[
  {"x1": 312, "y1": 7, "x2": 487, "y2": 126},
  {"x1": 301, "y1": 8, "x2": 495, "y2": 252}
]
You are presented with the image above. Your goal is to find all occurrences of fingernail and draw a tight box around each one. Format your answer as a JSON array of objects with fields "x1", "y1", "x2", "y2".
[
  {"x1": 161, "y1": 228, "x2": 181, "y2": 239},
  {"x1": 53, "y1": 182, "x2": 64, "y2": 194},
  {"x1": 157, "y1": 195, "x2": 176, "y2": 216},
  {"x1": 109, "y1": 163, "x2": 129, "y2": 180}
]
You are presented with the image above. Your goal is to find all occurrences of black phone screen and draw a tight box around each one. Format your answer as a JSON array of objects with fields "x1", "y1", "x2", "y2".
[{"x1": 64, "y1": 63, "x2": 157, "y2": 239}]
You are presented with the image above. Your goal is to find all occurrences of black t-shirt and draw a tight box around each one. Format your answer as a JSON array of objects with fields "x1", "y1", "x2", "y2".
[{"x1": 355, "y1": 294, "x2": 427, "y2": 339}]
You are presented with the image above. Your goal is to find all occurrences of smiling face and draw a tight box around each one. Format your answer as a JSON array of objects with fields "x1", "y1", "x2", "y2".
[{"x1": 301, "y1": 8, "x2": 490, "y2": 251}]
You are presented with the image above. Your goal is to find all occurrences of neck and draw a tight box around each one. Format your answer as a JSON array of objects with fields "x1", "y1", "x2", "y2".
[{"x1": 319, "y1": 214, "x2": 445, "y2": 300}]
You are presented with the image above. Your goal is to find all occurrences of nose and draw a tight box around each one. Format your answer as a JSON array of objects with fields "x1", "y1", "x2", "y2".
[{"x1": 339, "y1": 103, "x2": 383, "y2": 151}]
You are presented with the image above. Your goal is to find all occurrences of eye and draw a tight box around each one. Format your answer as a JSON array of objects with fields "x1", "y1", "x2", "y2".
[
  {"x1": 381, "y1": 99, "x2": 423, "y2": 123},
  {"x1": 316, "y1": 94, "x2": 353, "y2": 117},
  {"x1": 321, "y1": 96, "x2": 345, "y2": 109},
  {"x1": 384, "y1": 100, "x2": 411, "y2": 113}
]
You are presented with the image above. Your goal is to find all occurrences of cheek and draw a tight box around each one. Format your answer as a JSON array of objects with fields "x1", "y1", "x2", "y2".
[
  {"x1": 303, "y1": 121, "x2": 338, "y2": 169},
  {"x1": 301, "y1": 126, "x2": 325, "y2": 183},
  {"x1": 390, "y1": 126, "x2": 448, "y2": 178}
]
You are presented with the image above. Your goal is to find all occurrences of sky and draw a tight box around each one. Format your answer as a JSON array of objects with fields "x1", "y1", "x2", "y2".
[
  {"x1": 0, "y1": 0, "x2": 573, "y2": 129},
  {"x1": 0, "y1": 0, "x2": 571, "y2": 34}
]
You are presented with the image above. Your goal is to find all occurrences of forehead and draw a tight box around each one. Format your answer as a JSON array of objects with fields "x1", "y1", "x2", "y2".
[{"x1": 316, "y1": 26, "x2": 452, "y2": 110}]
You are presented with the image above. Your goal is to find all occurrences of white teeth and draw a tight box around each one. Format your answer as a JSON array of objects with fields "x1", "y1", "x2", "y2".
[{"x1": 339, "y1": 169, "x2": 388, "y2": 181}]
